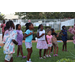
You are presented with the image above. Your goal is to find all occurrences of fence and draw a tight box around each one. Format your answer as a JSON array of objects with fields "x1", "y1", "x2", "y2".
[{"x1": 0, "y1": 19, "x2": 75, "y2": 34}]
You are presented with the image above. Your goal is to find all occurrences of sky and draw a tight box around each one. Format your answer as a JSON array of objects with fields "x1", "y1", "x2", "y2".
[{"x1": 1, "y1": 12, "x2": 15, "y2": 15}]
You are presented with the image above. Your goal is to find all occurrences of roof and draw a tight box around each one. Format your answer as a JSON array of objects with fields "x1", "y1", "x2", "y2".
[{"x1": 4, "y1": 14, "x2": 19, "y2": 19}]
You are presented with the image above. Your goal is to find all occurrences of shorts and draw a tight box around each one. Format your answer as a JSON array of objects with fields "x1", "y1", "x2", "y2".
[
  {"x1": 5, "y1": 54, "x2": 13, "y2": 61},
  {"x1": 25, "y1": 42, "x2": 32, "y2": 49},
  {"x1": 53, "y1": 41, "x2": 58, "y2": 47},
  {"x1": 47, "y1": 44, "x2": 52, "y2": 47}
]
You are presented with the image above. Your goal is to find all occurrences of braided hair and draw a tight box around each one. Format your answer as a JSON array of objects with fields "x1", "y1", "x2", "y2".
[
  {"x1": 16, "y1": 24, "x2": 20, "y2": 30},
  {"x1": 25, "y1": 22, "x2": 32, "y2": 30}
]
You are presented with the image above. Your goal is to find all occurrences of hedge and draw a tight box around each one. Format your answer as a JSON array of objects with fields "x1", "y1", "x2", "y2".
[{"x1": 22, "y1": 26, "x2": 74, "y2": 40}]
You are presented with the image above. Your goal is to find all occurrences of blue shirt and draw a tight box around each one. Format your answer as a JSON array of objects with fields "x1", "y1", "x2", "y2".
[{"x1": 25, "y1": 29, "x2": 33, "y2": 42}]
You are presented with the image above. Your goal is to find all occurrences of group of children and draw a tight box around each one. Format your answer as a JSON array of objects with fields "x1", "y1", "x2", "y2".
[{"x1": 2, "y1": 20, "x2": 68, "y2": 62}]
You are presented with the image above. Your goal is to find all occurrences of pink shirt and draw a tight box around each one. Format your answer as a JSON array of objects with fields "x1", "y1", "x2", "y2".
[
  {"x1": 1, "y1": 23, "x2": 6, "y2": 32},
  {"x1": 46, "y1": 35, "x2": 53, "y2": 44}
]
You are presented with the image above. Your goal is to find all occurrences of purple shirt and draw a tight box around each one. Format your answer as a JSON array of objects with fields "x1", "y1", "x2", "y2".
[{"x1": 16, "y1": 30, "x2": 23, "y2": 45}]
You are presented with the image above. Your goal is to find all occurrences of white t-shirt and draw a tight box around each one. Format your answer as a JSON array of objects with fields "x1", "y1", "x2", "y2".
[{"x1": 38, "y1": 30, "x2": 45, "y2": 40}]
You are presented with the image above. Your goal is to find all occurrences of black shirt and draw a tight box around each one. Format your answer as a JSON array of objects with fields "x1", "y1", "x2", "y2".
[{"x1": 52, "y1": 33, "x2": 57, "y2": 38}]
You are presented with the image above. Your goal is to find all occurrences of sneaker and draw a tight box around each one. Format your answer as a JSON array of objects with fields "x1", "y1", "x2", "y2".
[
  {"x1": 29, "y1": 59, "x2": 31, "y2": 61},
  {"x1": 65, "y1": 50, "x2": 68, "y2": 52},
  {"x1": 62, "y1": 49, "x2": 64, "y2": 51},
  {"x1": 48, "y1": 55, "x2": 51, "y2": 57},
  {"x1": 53, "y1": 54, "x2": 56, "y2": 57},
  {"x1": 22, "y1": 56, "x2": 26, "y2": 58},
  {"x1": 27, "y1": 60, "x2": 31, "y2": 62},
  {"x1": 16, "y1": 55, "x2": 22, "y2": 57},
  {"x1": 46, "y1": 55, "x2": 48, "y2": 57},
  {"x1": 39, "y1": 57, "x2": 43, "y2": 59},
  {"x1": 55, "y1": 54, "x2": 58, "y2": 56},
  {"x1": 43, "y1": 56, "x2": 46, "y2": 59}
]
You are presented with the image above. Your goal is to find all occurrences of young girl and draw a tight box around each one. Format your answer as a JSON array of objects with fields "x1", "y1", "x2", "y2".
[
  {"x1": 46, "y1": 29, "x2": 53, "y2": 57},
  {"x1": 37, "y1": 24, "x2": 48, "y2": 59},
  {"x1": 16, "y1": 24, "x2": 26, "y2": 58},
  {"x1": 51, "y1": 28, "x2": 59, "y2": 56},
  {"x1": 3, "y1": 20, "x2": 18, "y2": 62},
  {"x1": 1, "y1": 20, "x2": 6, "y2": 40},
  {"x1": 60, "y1": 26, "x2": 67, "y2": 51},
  {"x1": 24, "y1": 23, "x2": 34, "y2": 62}
]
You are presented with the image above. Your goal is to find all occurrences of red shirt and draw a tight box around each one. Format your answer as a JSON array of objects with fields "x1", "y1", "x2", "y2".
[{"x1": 1, "y1": 23, "x2": 6, "y2": 32}]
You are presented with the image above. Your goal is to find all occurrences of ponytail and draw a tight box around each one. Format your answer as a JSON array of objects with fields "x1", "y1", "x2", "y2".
[{"x1": 25, "y1": 22, "x2": 32, "y2": 30}]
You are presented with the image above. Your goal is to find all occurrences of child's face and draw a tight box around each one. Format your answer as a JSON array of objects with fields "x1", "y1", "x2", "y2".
[
  {"x1": 18, "y1": 25, "x2": 21, "y2": 30},
  {"x1": 40, "y1": 25, "x2": 43, "y2": 30},
  {"x1": 53, "y1": 30, "x2": 55, "y2": 33},
  {"x1": 47, "y1": 31, "x2": 51, "y2": 35},
  {"x1": 12, "y1": 23, "x2": 15, "y2": 29},
  {"x1": 29, "y1": 24, "x2": 34, "y2": 30}
]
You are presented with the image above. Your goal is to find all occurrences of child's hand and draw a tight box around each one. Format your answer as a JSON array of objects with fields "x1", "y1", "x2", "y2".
[
  {"x1": 41, "y1": 33, "x2": 45, "y2": 36},
  {"x1": 29, "y1": 32, "x2": 33, "y2": 35},
  {"x1": 12, "y1": 39, "x2": 18, "y2": 45},
  {"x1": 69, "y1": 26, "x2": 72, "y2": 29}
]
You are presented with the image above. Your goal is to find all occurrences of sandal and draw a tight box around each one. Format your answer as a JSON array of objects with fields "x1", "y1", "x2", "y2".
[{"x1": 43, "y1": 56, "x2": 46, "y2": 59}]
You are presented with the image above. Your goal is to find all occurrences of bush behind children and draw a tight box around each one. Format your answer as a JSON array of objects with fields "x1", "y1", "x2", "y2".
[{"x1": 3, "y1": 20, "x2": 68, "y2": 62}]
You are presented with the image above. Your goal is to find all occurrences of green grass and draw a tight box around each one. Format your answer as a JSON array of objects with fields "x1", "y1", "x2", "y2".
[{"x1": 0, "y1": 42, "x2": 75, "y2": 62}]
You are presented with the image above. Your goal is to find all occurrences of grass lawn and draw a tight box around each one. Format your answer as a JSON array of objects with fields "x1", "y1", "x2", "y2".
[{"x1": 0, "y1": 42, "x2": 75, "y2": 62}]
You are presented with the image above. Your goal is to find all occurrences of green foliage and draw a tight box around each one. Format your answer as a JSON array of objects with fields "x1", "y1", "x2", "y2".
[
  {"x1": 21, "y1": 25, "x2": 74, "y2": 40},
  {"x1": 57, "y1": 58, "x2": 75, "y2": 62},
  {"x1": 15, "y1": 12, "x2": 75, "y2": 19},
  {"x1": 0, "y1": 14, "x2": 5, "y2": 20}
]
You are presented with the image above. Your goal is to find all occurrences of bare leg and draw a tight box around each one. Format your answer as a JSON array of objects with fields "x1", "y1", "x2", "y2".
[
  {"x1": 46, "y1": 48, "x2": 49, "y2": 55},
  {"x1": 27, "y1": 48, "x2": 32, "y2": 61},
  {"x1": 19, "y1": 45, "x2": 24, "y2": 57},
  {"x1": 10, "y1": 57, "x2": 13, "y2": 62},
  {"x1": 53, "y1": 46, "x2": 56, "y2": 54},
  {"x1": 62, "y1": 41, "x2": 65, "y2": 51},
  {"x1": 56, "y1": 47, "x2": 58, "y2": 54},
  {"x1": 17, "y1": 46, "x2": 20, "y2": 56},
  {"x1": 39, "y1": 49, "x2": 42, "y2": 57},
  {"x1": 43, "y1": 49, "x2": 46, "y2": 56},
  {"x1": 30, "y1": 47, "x2": 32, "y2": 59},
  {"x1": 49, "y1": 47, "x2": 51, "y2": 55}
]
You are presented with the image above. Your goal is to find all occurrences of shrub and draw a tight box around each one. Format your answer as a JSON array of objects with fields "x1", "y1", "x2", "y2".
[
  {"x1": 21, "y1": 26, "x2": 74, "y2": 40},
  {"x1": 57, "y1": 58, "x2": 75, "y2": 62}
]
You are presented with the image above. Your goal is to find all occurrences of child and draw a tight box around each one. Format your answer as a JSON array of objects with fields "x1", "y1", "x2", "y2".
[
  {"x1": 60, "y1": 26, "x2": 67, "y2": 51},
  {"x1": 3, "y1": 20, "x2": 18, "y2": 62},
  {"x1": 1, "y1": 20, "x2": 6, "y2": 40},
  {"x1": 46, "y1": 29, "x2": 53, "y2": 57},
  {"x1": 51, "y1": 28, "x2": 59, "y2": 56},
  {"x1": 37, "y1": 24, "x2": 48, "y2": 59},
  {"x1": 24, "y1": 23, "x2": 34, "y2": 62},
  {"x1": 16, "y1": 24, "x2": 26, "y2": 58}
]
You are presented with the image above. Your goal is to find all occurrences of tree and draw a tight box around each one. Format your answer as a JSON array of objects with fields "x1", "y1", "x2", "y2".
[
  {"x1": 0, "y1": 13, "x2": 5, "y2": 20},
  {"x1": 15, "y1": 12, "x2": 75, "y2": 19}
]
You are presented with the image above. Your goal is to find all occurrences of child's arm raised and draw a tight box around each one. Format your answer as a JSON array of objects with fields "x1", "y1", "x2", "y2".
[
  {"x1": 37, "y1": 32, "x2": 45, "y2": 38},
  {"x1": 24, "y1": 32, "x2": 33, "y2": 39},
  {"x1": 12, "y1": 39, "x2": 18, "y2": 45},
  {"x1": 60, "y1": 30, "x2": 65, "y2": 36}
]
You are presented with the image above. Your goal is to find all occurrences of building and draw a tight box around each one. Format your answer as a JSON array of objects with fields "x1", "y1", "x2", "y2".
[{"x1": 5, "y1": 14, "x2": 19, "y2": 20}]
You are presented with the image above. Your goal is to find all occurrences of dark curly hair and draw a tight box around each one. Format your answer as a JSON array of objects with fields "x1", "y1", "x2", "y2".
[{"x1": 6, "y1": 20, "x2": 14, "y2": 29}]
